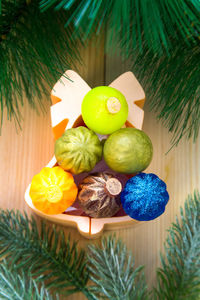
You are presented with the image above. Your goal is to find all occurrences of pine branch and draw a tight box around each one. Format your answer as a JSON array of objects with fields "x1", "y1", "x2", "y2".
[
  {"x1": 40, "y1": 0, "x2": 200, "y2": 55},
  {"x1": 0, "y1": 193, "x2": 199, "y2": 300},
  {"x1": 0, "y1": 261, "x2": 55, "y2": 300},
  {"x1": 154, "y1": 191, "x2": 200, "y2": 299},
  {"x1": 87, "y1": 235, "x2": 148, "y2": 300},
  {"x1": 130, "y1": 43, "x2": 200, "y2": 146},
  {"x1": 0, "y1": 210, "x2": 95, "y2": 300},
  {"x1": 0, "y1": 0, "x2": 80, "y2": 130}
]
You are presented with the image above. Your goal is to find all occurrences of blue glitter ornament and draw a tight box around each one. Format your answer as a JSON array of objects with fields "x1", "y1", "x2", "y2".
[{"x1": 121, "y1": 173, "x2": 169, "y2": 221}]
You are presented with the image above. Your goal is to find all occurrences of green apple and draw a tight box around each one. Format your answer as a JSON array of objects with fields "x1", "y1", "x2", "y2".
[{"x1": 81, "y1": 86, "x2": 128, "y2": 134}]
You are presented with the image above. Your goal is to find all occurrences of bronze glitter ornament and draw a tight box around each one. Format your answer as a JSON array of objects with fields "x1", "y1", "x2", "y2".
[{"x1": 77, "y1": 172, "x2": 122, "y2": 218}]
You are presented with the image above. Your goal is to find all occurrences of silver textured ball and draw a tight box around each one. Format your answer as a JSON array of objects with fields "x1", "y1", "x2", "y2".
[{"x1": 77, "y1": 172, "x2": 122, "y2": 218}]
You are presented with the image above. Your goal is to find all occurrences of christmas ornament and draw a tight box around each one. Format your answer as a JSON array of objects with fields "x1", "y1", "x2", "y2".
[
  {"x1": 121, "y1": 173, "x2": 169, "y2": 221},
  {"x1": 25, "y1": 70, "x2": 146, "y2": 238},
  {"x1": 29, "y1": 167, "x2": 78, "y2": 214},
  {"x1": 81, "y1": 86, "x2": 128, "y2": 134},
  {"x1": 77, "y1": 172, "x2": 122, "y2": 218},
  {"x1": 103, "y1": 128, "x2": 153, "y2": 174},
  {"x1": 55, "y1": 126, "x2": 102, "y2": 174}
]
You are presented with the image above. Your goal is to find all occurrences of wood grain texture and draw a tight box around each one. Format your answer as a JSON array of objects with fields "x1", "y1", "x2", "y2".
[
  {"x1": 105, "y1": 53, "x2": 200, "y2": 288},
  {"x1": 0, "y1": 38, "x2": 199, "y2": 299}
]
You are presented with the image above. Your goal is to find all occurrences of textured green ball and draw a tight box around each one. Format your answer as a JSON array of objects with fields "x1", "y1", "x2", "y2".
[
  {"x1": 103, "y1": 128, "x2": 153, "y2": 174},
  {"x1": 81, "y1": 86, "x2": 128, "y2": 134},
  {"x1": 55, "y1": 126, "x2": 103, "y2": 174}
]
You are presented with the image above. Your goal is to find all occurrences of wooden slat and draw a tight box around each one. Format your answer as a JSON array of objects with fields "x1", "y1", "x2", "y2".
[
  {"x1": 0, "y1": 38, "x2": 105, "y2": 300},
  {"x1": 105, "y1": 52, "x2": 200, "y2": 287}
]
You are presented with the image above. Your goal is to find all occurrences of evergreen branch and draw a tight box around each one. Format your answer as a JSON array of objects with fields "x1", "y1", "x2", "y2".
[
  {"x1": 0, "y1": 261, "x2": 55, "y2": 300},
  {"x1": 130, "y1": 43, "x2": 200, "y2": 146},
  {"x1": 39, "y1": 0, "x2": 200, "y2": 55},
  {"x1": 0, "y1": 0, "x2": 80, "y2": 130},
  {"x1": 154, "y1": 191, "x2": 200, "y2": 299},
  {"x1": 0, "y1": 210, "x2": 94, "y2": 300},
  {"x1": 0, "y1": 1, "x2": 26, "y2": 37},
  {"x1": 87, "y1": 235, "x2": 148, "y2": 300},
  {"x1": 0, "y1": 192, "x2": 199, "y2": 300}
]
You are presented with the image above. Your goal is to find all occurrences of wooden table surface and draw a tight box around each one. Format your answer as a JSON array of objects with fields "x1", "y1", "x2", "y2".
[{"x1": 0, "y1": 40, "x2": 199, "y2": 299}]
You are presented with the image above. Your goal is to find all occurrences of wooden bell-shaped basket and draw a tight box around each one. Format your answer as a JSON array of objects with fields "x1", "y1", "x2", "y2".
[{"x1": 25, "y1": 70, "x2": 145, "y2": 239}]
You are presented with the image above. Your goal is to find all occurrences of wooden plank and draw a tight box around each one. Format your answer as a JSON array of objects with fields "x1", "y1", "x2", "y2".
[
  {"x1": 0, "y1": 37, "x2": 104, "y2": 212},
  {"x1": 0, "y1": 38, "x2": 105, "y2": 300},
  {"x1": 105, "y1": 52, "x2": 200, "y2": 287},
  {"x1": 0, "y1": 34, "x2": 199, "y2": 299}
]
